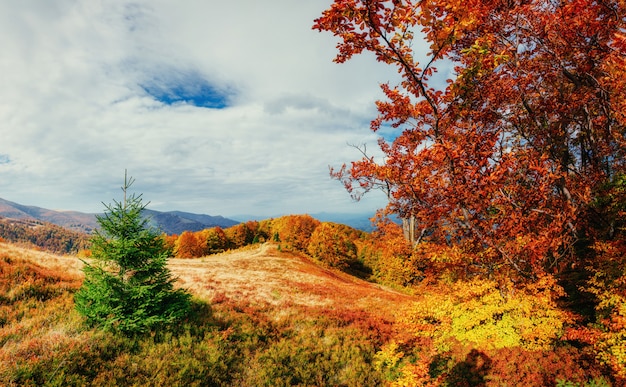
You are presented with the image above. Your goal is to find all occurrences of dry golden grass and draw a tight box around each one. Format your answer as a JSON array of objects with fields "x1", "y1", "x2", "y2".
[
  {"x1": 170, "y1": 243, "x2": 415, "y2": 320},
  {"x1": 1, "y1": 241, "x2": 408, "y2": 386},
  {"x1": 0, "y1": 241, "x2": 414, "y2": 321},
  {"x1": 0, "y1": 242, "x2": 89, "y2": 381},
  {"x1": 0, "y1": 241, "x2": 83, "y2": 277}
]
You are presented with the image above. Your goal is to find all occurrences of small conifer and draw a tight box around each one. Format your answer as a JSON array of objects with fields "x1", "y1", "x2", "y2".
[{"x1": 75, "y1": 172, "x2": 190, "y2": 335}]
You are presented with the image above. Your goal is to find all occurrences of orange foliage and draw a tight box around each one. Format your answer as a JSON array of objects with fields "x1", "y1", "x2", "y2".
[
  {"x1": 162, "y1": 233, "x2": 178, "y2": 255},
  {"x1": 271, "y1": 214, "x2": 320, "y2": 252},
  {"x1": 224, "y1": 221, "x2": 261, "y2": 249},
  {"x1": 175, "y1": 231, "x2": 206, "y2": 258},
  {"x1": 307, "y1": 222, "x2": 361, "y2": 268},
  {"x1": 315, "y1": 0, "x2": 626, "y2": 283},
  {"x1": 360, "y1": 215, "x2": 422, "y2": 287},
  {"x1": 165, "y1": 221, "x2": 270, "y2": 259}
]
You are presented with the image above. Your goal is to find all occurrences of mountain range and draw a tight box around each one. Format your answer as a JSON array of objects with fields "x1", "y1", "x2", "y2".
[
  {"x1": 0, "y1": 197, "x2": 376, "y2": 235},
  {"x1": 0, "y1": 197, "x2": 239, "y2": 235}
]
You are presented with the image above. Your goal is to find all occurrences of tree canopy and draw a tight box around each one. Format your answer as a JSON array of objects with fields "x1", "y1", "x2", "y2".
[{"x1": 314, "y1": 0, "x2": 626, "y2": 282}]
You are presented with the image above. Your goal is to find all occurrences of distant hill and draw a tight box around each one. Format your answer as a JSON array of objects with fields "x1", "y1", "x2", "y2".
[
  {"x1": 232, "y1": 212, "x2": 375, "y2": 231},
  {"x1": 0, "y1": 198, "x2": 98, "y2": 233},
  {"x1": 0, "y1": 217, "x2": 89, "y2": 254},
  {"x1": 312, "y1": 212, "x2": 374, "y2": 232},
  {"x1": 0, "y1": 198, "x2": 239, "y2": 235},
  {"x1": 143, "y1": 209, "x2": 239, "y2": 235}
]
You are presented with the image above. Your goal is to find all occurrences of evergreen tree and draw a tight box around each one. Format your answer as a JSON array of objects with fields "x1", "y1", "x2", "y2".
[{"x1": 75, "y1": 172, "x2": 191, "y2": 335}]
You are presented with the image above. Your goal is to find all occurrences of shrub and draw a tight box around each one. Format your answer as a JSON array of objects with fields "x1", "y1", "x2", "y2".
[
  {"x1": 584, "y1": 240, "x2": 626, "y2": 380},
  {"x1": 360, "y1": 217, "x2": 422, "y2": 287},
  {"x1": 400, "y1": 276, "x2": 573, "y2": 352}
]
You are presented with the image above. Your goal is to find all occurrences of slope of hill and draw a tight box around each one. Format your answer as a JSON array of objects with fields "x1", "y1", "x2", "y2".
[
  {"x1": 0, "y1": 241, "x2": 412, "y2": 317},
  {"x1": 0, "y1": 217, "x2": 89, "y2": 254},
  {"x1": 0, "y1": 241, "x2": 612, "y2": 386},
  {"x1": 170, "y1": 243, "x2": 413, "y2": 314},
  {"x1": 0, "y1": 241, "x2": 412, "y2": 386},
  {"x1": 0, "y1": 197, "x2": 239, "y2": 235},
  {"x1": 0, "y1": 198, "x2": 98, "y2": 233}
]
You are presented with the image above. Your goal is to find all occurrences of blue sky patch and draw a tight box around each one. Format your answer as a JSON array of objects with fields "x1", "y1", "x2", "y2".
[
  {"x1": 377, "y1": 125, "x2": 400, "y2": 143},
  {"x1": 0, "y1": 154, "x2": 10, "y2": 164},
  {"x1": 140, "y1": 70, "x2": 232, "y2": 109}
]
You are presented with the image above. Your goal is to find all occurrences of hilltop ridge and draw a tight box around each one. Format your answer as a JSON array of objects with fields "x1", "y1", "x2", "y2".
[{"x1": 0, "y1": 197, "x2": 238, "y2": 235}]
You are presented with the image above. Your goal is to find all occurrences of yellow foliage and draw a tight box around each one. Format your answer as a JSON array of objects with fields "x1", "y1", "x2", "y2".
[
  {"x1": 393, "y1": 362, "x2": 443, "y2": 387},
  {"x1": 374, "y1": 341, "x2": 405, "y2": 379},
  {"x1": 399, "y1": 277, "x2": 571, "y2": 351},
  {"x1": 585, "y1": 241, "x2": 626, "y2": 378},
  {"x1": 377, "y1": 344, "x2": 443, "y2": 387}
]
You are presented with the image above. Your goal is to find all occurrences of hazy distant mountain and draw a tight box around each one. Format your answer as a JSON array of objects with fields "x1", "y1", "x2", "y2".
[
  {"x1": 143, "y1": 209, "x2": 239, "y2": 235},
  {"x1": 231, "y1": 212, "x2": 375, "y2": 231},
  {"x1": 0, "y1": 198, "x2": 99, "y2": 233},
  {"x1": 312, "y1": 212, "x2": 375, "y2": 231},
  {"x1": 0, "y1": 198, "x2": 239, "y2": 235}
]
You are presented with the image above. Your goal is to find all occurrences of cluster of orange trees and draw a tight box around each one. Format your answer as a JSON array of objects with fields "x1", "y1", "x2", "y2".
[
  {"x1": 161, "y1": 214, "x2": 422, "y2": 285},
  {"x1": 162, "y1": 215, "x2": 360, "y2": 264}
]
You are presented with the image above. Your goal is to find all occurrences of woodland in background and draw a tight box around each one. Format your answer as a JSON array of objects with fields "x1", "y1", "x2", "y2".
[{"x1": 0, "y1": 217, "x2": 89, "y2": 254}]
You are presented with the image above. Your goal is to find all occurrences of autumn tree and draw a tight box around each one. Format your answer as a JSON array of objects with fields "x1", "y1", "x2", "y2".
[
  {"x1": 225, "y1": 220, "x2": 261, "y2": 249},
  {"x1": 75, "y1": 173, "x2": 191, "y2": 335},
  {"x1": 204, "y1": 227, "x2": 229, "y2": 254},
  {"x1": 307, "y1": 222, "x2": 361, "y2": 268},
  {"x1": 314, "y1": 0, "x2": 626, "y2": 282},
  {"x1": 174, "y1": 230, "x2": 206, "y2": 258},
  {"x1": 162, "y1": 233, "x2": 179, "y2": 256},
  {"x1": 272, "y1": 215, "x2": 321, "y2": 252}
]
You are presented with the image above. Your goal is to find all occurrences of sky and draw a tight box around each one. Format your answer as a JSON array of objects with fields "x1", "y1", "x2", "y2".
[{"x1": 0, "y1": 0, "x2": 407, "y2": 219}]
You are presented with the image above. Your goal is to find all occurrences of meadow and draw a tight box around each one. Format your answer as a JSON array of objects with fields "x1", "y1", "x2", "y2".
[{"x1": 0, "y1": 237, "x2": 617, "y2": 386}]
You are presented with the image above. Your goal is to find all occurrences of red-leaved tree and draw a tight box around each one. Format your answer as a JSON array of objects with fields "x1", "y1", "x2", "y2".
[{"x1": 314, "y1": 0, "x2": 626, "y2": 282}]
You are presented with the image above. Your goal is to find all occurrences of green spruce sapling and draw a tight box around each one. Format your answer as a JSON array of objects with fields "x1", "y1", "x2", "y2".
[{"x1": 75, "y1": 172, "x2": 191, "y2": 335}]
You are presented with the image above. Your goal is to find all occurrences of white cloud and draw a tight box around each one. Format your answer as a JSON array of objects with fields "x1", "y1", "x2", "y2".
[{"x1": 0, "y1": 0, "x2": 404, "y2": 218}]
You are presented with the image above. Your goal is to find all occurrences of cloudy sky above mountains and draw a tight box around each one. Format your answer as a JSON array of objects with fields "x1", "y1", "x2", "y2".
[{"x1": 0, "y1": 1, "x2": 405, "y2": 218}]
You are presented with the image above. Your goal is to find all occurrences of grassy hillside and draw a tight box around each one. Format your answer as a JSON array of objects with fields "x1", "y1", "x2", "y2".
[
  {"x1": 0, "y1": 241, "x2": 616, "y2": 386},
  {"x1": 0, "y1": 241, "x2": 411, "y2": 386}
]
